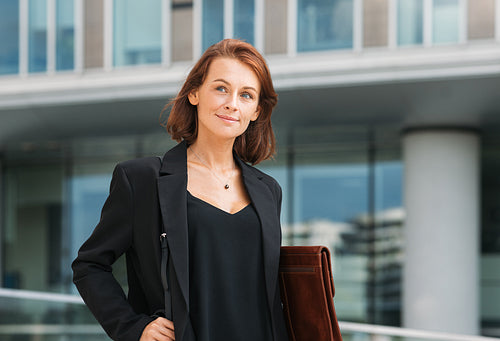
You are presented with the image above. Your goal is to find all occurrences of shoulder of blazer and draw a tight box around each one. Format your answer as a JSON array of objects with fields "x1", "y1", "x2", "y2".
[
  {"x1": 238, "y1": 160, "x2": 282, "y2": 200},
  {"x1": 115, "y1": 156, "x2": 162, "y2": 183}
]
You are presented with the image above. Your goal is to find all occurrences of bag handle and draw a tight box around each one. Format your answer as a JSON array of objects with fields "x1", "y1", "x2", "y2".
[
  {"x1": 160, "y1": 233, "x2": 172, "y2": 320},
  {"x1": 158, "y1": 156, "x2": 173, "y2": 320}
]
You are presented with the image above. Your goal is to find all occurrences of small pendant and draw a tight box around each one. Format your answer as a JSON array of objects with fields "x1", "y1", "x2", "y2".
[{"x1": 224, "y1": 184, "x2": 230, "y2": 190}]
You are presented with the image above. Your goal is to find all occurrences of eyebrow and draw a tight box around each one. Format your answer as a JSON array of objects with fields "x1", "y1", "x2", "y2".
[{"x1": 212, "y1": 78, "x2": 258, "y2": 93}]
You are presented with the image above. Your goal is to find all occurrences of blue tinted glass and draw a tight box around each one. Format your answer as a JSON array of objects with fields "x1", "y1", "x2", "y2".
[
  {"x1": 297, "y1": 165, "x2": 368, "y2": 222},
  {"x1": 433, "y1": 0, "x2": 459, "y2": 44},
  {"x1": 70, "y1": 174, "x2": 111, "y2": 272},
  {"x1": 297, "y1": 0, "x2": 353, "y2": 52},
  {"x1": 113, "y1": 0, "x2": 161, "y2": 66},
  {"x1": 202, "y1": 0, "x2": 224, "y2": 51},
  {"x1": 0, "y1": 0, "x2": 19, "y2": 75},
  {"x1": 375, "y1": 161, "x2": 403, "y2": 212},
  {"x1": 397, "y1": 0, "x2": 423, "y2": 45},
  {"x1": 56, "y1": 0, "x2": 74, "y2": 70},
  {"x1": 29, "y1": 0, "x2": 47, "y2": 73},
  {"x1": 234, "y1": 0, "x2": 254, "y2": 45}
]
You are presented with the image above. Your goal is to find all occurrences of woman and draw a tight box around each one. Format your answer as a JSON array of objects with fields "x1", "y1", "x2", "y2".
[{"x1": 72, "y1": 39, "x2": 289, "y2": 341}]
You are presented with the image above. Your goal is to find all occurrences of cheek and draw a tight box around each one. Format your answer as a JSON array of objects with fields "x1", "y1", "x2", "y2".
[
  {"x1": 249, "y1": 107, "x2": 260, "y2": 121},
  {"x1": 209, "y1": 96, "x2": 226, "y2": 109},
  {"x1": 198, "y1": 96, "x2": 218, "y2": 113}
]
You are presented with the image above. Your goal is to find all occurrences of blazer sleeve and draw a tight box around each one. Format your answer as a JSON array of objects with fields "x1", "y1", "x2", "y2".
[{"x1": 72, "y1": 163, "x2": 154, "y2": 341}]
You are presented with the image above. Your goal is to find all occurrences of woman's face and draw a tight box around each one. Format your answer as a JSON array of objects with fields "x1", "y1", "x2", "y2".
[{"x1": 188, "y1": 57, "x2": 261, "y2": 142}]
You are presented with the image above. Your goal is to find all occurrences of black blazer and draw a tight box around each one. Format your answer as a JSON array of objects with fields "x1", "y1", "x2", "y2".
[{"x1": 72, "y1": 141, "x2": 289, "y2": 341}]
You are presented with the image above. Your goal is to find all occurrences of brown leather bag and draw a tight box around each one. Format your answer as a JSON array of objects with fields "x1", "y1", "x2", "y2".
[{"x1": 279, "y1": 246, "x2": 343, "y2": 341}]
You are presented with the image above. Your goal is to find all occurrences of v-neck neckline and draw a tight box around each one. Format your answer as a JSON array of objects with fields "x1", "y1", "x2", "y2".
[{"x1": 187, "y1": 191, "x2": 251, "y2": 216}]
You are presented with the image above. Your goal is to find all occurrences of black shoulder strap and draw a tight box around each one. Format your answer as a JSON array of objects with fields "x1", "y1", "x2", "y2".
[{"x1": 158, "y1": 156, "x2": 173, "y2": 320}]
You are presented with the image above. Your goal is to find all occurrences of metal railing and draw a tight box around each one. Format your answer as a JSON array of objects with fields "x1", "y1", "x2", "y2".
[
  {"x1": 1, "y1": 288, "x2": 500, "y2": 340},
  {"x1": 341, "y1": 322, "x2": 500, "y2": 341},
  {"x1": 0, "y1": 287, "x2": 84, "y2": 304}
]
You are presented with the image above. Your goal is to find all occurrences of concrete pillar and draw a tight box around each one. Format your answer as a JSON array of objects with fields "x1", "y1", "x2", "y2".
[{"x1": 402, "y1": 128, "x2": 479, "y2": 334}]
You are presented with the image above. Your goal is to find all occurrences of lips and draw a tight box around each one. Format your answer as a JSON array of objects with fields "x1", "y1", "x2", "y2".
[{"x1": 216, "y1": 114, "x2": 238, "y2": 122}]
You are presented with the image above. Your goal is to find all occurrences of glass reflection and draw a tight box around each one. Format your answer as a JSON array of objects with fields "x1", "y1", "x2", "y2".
[
  {"x1": 291, "y1": 162, "x2": 370, "y2": 322},
  {"x1": 433, "y1": 0, "x2": 459, "y2": 44},
  {"x1": 261, "y1": 127, "x2": 403, "y2": 325},
  {"x1": 297, "y1": 0, "x2": 353, "y2": 52},
  {"x1": 69, "y1": 172, "x2": 111, "y2": 286},
  {"x1": 56, "y1": 0, "x2": 74, "y2": 71},
  {"x1": 202, "y1": 0, "x2": 224, "y2": 51},
  {"x1": 373, "y1": 161, "x2": 403, "y2": 325},
  {"x1": 29, "y1": 0, "x2": 47, "y2": 73},
  {"x1": 113, "y1": 0, "x2": 162, "y2": 66},
  {"x1": 397, "y1": 0, "x2": 423, "y2": 46},
  {"x1": 68, "y1": 163, "x2": 130, "y2": 292},
  {"x1": 3, "y1": 164, "x2": 64, "y2": 292},
  {"x1": 234, "y1": 0, "x2": 255, "y2": 45},
  {"x1": 0, "y1": 0, "x2": 19, "y2": 75}
]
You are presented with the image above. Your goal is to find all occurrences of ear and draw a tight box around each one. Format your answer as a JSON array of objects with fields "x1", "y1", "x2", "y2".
[
  {"x1": 188, "y1": 90, "x2": 199, "y2": 106},
  {"x1": 250, "y1": 106, "x2": 260, "y2": 121}
]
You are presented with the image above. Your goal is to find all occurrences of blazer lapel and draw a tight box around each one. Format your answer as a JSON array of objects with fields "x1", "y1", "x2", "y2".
[
  {"x1": 237, "y1": 157, "x2": 281, "y2": 314},
  {"x1": 157, "y1": 141, "x2": 190, "y2": 308}
]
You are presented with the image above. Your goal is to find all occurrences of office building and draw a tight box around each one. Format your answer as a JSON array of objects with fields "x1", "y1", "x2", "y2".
[{"x1": 1, "y1": 0, "x2": 500, "y2": 339}]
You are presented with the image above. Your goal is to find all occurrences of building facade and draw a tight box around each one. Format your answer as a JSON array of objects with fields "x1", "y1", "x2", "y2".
[{"x1": 1, "y1": 0, "x2": 500, "y2": 339}]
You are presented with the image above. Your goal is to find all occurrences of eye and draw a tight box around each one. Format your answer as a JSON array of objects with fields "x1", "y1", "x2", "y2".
[
  {"x1": 216, "y1": 86, "x2": 227, "y2": 93},
  {"x1": 241, "y1": 92, "x2": 254, "y2": 100}
]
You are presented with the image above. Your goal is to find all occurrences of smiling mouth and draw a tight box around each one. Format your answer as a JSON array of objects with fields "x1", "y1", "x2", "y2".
[{"x1": 216, "y1": 114, "x2": 238, "y2": 122}]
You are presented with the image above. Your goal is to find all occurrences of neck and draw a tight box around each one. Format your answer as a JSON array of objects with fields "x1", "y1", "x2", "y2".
[{"x1": 189, "y1": 135, "x2": 235, "y2": 171}]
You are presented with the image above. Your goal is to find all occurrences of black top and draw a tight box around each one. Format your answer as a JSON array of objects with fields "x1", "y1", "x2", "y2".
[{"x1": 187, "y1": 191, "x2": 274, "y2": 341}]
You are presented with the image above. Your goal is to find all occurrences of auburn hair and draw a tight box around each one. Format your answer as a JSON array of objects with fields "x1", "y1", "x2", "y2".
[{"x1": 160, "y1": 39, "x2": 278, "y2": 165}]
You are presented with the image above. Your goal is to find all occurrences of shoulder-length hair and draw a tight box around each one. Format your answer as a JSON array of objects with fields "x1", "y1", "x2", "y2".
[{"x1": 160, "y1": 39, "x2": 278, "y2": 165}]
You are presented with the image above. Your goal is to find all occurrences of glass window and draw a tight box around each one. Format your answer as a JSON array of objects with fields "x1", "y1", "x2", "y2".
[
  {"x1": 397, "y1": 0, "x2": 423, "y2": 46},
  {"x1": 1, "y1": 137, "x2": 141, "y2": 295},
  {"x1": 202, "y1": 0, "x2": 224, "y2": 51},
  {"x1": 0, "y1": 138, "x2": 144, "y2": 335},
  {"x1": 373, "y1": 160, "x2": 404, "y2": 325},
  {"x1": 260, "y1": 126, "x2": 404, "y2": 325},
  {"x1": 113, "y1": 0, "x2": 162, "y2": 67},
  {"x1": 433, "y1": 0, "x2": 459, "y2": 44},
  {"x1": 234, "y1": 0, "x2": 254, "y2": 45},
  {"x1": 3, "y1": 164, "x2": 64, "y2": 291},
  {"x1": 56, "y1": 0, "x2": 74, "y2": 71},
  {"x1": 68, "y1": 137, "x2": 140, "y2": 292},
  {"x1": 69, "y1": 162, "x2": 131, "y2": 293},
  {"x1": 297, "y1": 0, "x2": 353, "y2": 52},
  {"x1": 29, "y1": 0, "x2": 47, "y2": 73},
  {"x1": 292, "y1": 159, "x2": 371, "y2": 322},
  {"x1": 0, "y1": 0, "x2": 19, "y2": 75}
]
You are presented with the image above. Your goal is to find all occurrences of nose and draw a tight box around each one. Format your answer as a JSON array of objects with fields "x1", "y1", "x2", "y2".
[{"x1": 224, "y1": 93, "x2": 238, "y2": 111}]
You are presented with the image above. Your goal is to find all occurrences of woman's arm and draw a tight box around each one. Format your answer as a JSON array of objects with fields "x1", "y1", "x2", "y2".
[{"x1": 72, "y1": 164, "x2": 155, "y2": 341}]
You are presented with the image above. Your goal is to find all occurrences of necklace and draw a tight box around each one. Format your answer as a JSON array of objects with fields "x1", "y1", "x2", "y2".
[{"x1": 190, "y1": 147, "x2": 235, "y2": 190}]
